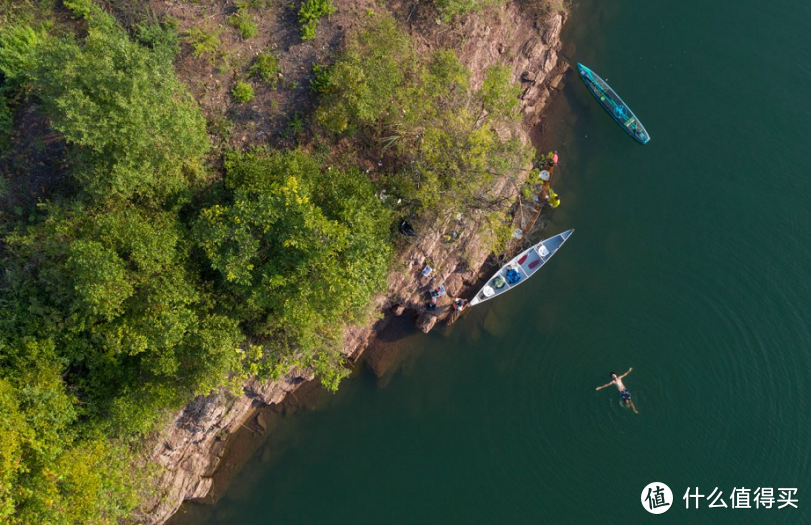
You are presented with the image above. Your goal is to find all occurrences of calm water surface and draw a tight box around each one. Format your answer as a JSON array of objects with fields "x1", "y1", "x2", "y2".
[{"x1": 173, "y1": 0, "x2": 811, "y2": 522}]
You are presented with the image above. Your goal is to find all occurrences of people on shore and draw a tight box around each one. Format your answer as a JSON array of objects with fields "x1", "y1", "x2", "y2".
[
  {"x1": 596, "y1": 368, "x2": 638, "y2": 414},
  {"x1": 453, "y1": 298, "x2": 467, "y2": 311},
  {"x1": 548, "y1": 189, "x2": 561, "y2": 209},
  {"x1": 429, "y1": 285, "x2": 446, "y2": 298}
]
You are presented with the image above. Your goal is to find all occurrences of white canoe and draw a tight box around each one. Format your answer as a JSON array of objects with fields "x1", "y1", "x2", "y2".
[{"x1": 469, "y1": 229, "x2": 574, "y2": 306}]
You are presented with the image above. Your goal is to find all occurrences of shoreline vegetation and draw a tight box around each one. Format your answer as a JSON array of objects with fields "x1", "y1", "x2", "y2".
[{"x1": 0, "y1": 0, "x2": 567, "y2": 523}]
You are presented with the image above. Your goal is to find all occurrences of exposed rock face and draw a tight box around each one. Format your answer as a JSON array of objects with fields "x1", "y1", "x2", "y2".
[
  {"x1": 135, "y1": 370, "x2": 313, "y2": 524},
  {"x1": 418, "y1": 5, "x2": 565, "y2": 129},
  {"x1": 139, "y1": 6, "x2": 566, "y2": 525}
]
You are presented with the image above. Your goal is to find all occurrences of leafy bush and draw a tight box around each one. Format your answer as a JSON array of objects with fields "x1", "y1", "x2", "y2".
[
  {"x1": 229, "y1": 2, "x2": 258, "y2": 39},
  {"x1": 232, "y1": 80, "x2": 255, "y2": 102},
  {"x1": 249, "y1": 51, "x2": 281, "y2": 87},
  {"x1": 135, "y1": 19, "x2": 181, "y2": 61},
  {"x1": 185, "y1": 27, "x2": 223, "y2": 64},
  {"x1": 310, "y1": 63, "x2": 331, "y2": 93},
  {"x1": 298, "y1": 0, "x2": 336, "y2": 40},
  {"x1": 0, "y1": 7, "x2": 233, "y2": 523}
]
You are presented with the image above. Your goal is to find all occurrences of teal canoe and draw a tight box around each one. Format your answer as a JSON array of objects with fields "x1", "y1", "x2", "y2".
[{"x1": 577, "y1": 63, "x2": 650, "y2": 144}]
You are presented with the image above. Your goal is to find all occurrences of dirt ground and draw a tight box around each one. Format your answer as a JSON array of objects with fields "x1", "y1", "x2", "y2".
[{"x1": 103, "y1": 0, "x2": 388, "y2": 151}]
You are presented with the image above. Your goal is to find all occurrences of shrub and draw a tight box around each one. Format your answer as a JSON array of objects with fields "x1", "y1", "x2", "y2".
[
  {"x1": 298, "y1": 0, "x2": 336, "y2": 41},
  {"x1": 229, "y1": 3, "x2": 258, "y2": 39},
  {"x1": 481, "y1": 64, "x2": 521, "y2": 116},
  {"x1": 249, "y1": 51, "x2": 281, "y2": 87},
  {"x1": 232, "y1": 80, "x2": 255, "y2": 103},
  {"x1": 135, "y1": 19, "x2": 180, "y2": 60},
  {"x1": 185, "y1": 27, "x2": 223, "y2": 64},
  {"x1": 310, "y1": 63, "x2": 331, "y2": 93}
]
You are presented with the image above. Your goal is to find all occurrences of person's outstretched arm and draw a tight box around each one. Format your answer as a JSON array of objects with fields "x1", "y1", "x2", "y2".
[
  {"x1": 619, "y1": 367, "x2": 634, "y2": 379},
  {"x1": 595, "y1": 381, "x2": 613, "y2": 391}
]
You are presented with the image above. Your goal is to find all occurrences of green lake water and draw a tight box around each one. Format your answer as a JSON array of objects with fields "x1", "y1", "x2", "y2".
[{"x1": 172, "y1": 0, "x2": 811, "y2": 522}]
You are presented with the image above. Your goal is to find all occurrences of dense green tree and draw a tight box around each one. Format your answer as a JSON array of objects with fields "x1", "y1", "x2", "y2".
[
  {"x1": 195, "y1": 150, "x2": 391, "y2": 388},
  {"x1": 28, "y1": 1, "x2": 209, "y2": 201},
  {"x1": 0, "y1": 338, "x2": 143, "y2": 525},
  {"x1": 2, "y1": 204, "x2": 243, "y2": 433}
]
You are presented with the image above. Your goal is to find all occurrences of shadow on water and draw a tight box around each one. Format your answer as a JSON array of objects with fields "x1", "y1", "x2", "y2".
[{"x1": 169, "y1": 311, "x2": 433, "y2": 525}]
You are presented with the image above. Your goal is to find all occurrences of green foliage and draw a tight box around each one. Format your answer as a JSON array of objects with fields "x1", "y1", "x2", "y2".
[
  {"x1": 482, "y1": 64, "x2": 521, "y2": 115},
  {"x1": 0, "y1": 21, "x2": 43, "y2": 153},
  {"x1": 66, "y1": 239, "x2": 135, "y2": 320},
  {"x1": 298, "y1": 0, "x2": 336, "y2": 40},
  {"x1": 62, "y1": 0, "x2": 99, "y2": 20},
  {"x1": 433, "y1": 0, "x2": 505, "y2": 21},
  {"x1": 0, "y1": 7, "x2": 239, "y2": 523},
  {"x1": 135, "y1": 19, "x2": 181, "y2": 61},
  {"x1": 229, "y1": 2, "x2": 258, "y2": 39},
  {"x1": 315, "y1": 16, "x2": 411, "y2": 133},
  {"x1": 286, "y1": 112, "x2": 304, "y2": 138},
  {"x1": 310, "y1": 63, "x2": 331, "y2": 93},
  {"x1": 0, "y1": 93, "x2": 13, "y2": 152},
  {"x1": 208, "y1": 115, "x2": 234, "y2": 145},
  {"x1": 249, "y1": 51, "x2": 281, "y2": 87},
  {"x1": 315, "y1": 15, "x2": 532, "y2": 213},
  {"x1": 1, "y1": 5, "x2": 531, "y2": 525},
  {"x1": 3, "y1": 204, "x2": 243, "y2": 427},
  {"x1": 185, "y1": 27, "x2": 223, "y2": 65},
  {"x1": 194, "y1": 149, "x2": 391, "y2": 387},
  {"x1": 31, "y1": 12, "x2": 210, "y2": 201},
  {"x1": 0, "y1": 337, "x2": 143, "y2": 525},
  {"x1": 0, "y1": 23, "x2": 43, "y2": 86},
  {"x1": 232, "y1": 80, "x2": 255, "y2": 103}
]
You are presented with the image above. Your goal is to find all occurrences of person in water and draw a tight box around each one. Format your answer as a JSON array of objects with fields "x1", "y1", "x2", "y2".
[{"x1": 596, "y1": 368, "x2": 638, "y2": 414}]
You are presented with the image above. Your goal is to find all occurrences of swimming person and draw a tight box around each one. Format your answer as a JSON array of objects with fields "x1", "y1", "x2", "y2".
[{"x1": 595, "y1": 368, "x2": 638, "y2": 414}]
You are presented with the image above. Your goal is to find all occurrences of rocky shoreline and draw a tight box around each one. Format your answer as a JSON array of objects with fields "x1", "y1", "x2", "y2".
[{"x1": 138, "y1": 5, "x2": 568, "y2": 524}]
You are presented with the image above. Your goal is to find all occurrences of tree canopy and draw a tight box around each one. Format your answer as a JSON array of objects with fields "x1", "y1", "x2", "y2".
[
  {"x1": 194, "y1": 149, "x2": 391, "y2": 387},
  {"x1": 0, "y1": 3, "x2": 527, "y2": 523}
]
